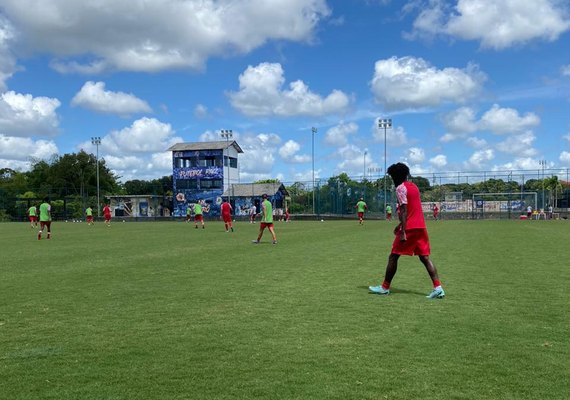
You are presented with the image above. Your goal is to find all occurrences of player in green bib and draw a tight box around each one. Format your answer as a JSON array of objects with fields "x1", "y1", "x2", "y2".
[
  {"x1": 386, "y1": 204, "x2": 392, "y2": 221},
  {"x1": 252, "y1": 194, "x2": 277, "y2": 244},
  {"x1": 86, "y1": 206, "x2": 94, "y2": 225},
  {"x1": 355, "y1": 198, "x2": 367, "y2": 225},
  {"x1": 193, "y1": 201, "x2": 205, "y2": 229},
  {"x1": 185, "y1": 205, "x2": 192, "y2": 223},
  {"x1": 27, "y1": 205, "x2": 38, "y2": 228},
  {"x1": 38, "y1": 197, "x2": 52, "y2": 240}
]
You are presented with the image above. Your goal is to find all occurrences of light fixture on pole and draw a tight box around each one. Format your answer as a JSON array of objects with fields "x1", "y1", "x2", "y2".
[
  {"x1": 539, "y1": 159, "x2": 547, "y2": 209},
  {"x1": 378, "y1": 118, "x2": 392, "y2": 217},
  {"x1": 91, "y1": 137, "x2": 101, "y2": 217},
  {"x1": 220, "y1": 129, "x2": 233, "y2": 205},
  {"x1": 311, "y1": 127, "x2": 317, "y2": 215}
]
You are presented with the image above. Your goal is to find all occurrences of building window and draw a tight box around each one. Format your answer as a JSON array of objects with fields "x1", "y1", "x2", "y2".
[
  {"x1": 229, "y1": 157, "x2": 237, "y2": 168},
  {"x1": 176, "y1": 179, "x2": 198, "y2": 190}
]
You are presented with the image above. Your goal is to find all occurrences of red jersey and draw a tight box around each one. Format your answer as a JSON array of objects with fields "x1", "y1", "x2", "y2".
[
  {"x1": 221, "y1": 202, "x2": 232, "y2": 215},
  {"x1": 396, "y1": 181, "x2": 426, "y2": 230},
  {"x1": 103, "y1": 206, "x2": 111, "y2": 216}
]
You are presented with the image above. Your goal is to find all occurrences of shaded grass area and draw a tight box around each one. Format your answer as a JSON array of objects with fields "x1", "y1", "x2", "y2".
[{"x1": 1, "y1": 220, "x2": 569, "y2": 399}]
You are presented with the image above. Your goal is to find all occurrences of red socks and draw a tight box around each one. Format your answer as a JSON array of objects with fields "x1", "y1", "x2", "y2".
[
  {"x1": 433, "y1": 279, "x2": 441, "y2": 288},
  {"x1": 381, "y1": 281, "x2": 391, "y2": 290}
]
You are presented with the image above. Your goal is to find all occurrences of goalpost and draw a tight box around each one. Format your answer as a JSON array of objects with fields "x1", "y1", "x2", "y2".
[{"x1": 472, "y1": 192, "x2": 538, "y2": 219}]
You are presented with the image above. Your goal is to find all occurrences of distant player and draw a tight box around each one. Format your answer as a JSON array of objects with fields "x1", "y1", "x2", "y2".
[
  {"x1": 369, "y1": 163, "x2": 445, "y2": 299},
  {"x1": 284, "y1": 207, "x2": 290, "y2": 222},
  {"x1": 221, "y1": 198, "x2": 234, "y2": 232},
  {"x1": 385, "y1": 204, "x2": 392, "y2": 221},
  {"x1": 38, "y1": 197, "x2": 52, "y2": 240},
  {"x1": 249, "y1": 204, "x2": 257, "y2": 223},
  {"x1": 355, "y1": 197, "x2": 367, "y2": 225},
  {"x1": 194, "y1": 200, "x2": 205, "y2": 229},
  {"x1": 252, "y1": 194, "x2": 277, "y2": 244},
  {"x1": 86, "y1": 206, "x2": 94, "y2": 225},
  {"x1": 103, "y1": 203, "x2": 112, "y2": 226},
  {"x1": 433, "y1": 204, "x2": 439, "y2": 220},
  {"x1": 186, "y1": 204, "x2": 192, "y2": 223},
  {"x1": 526, "y1": 205, "x2": 532, "y2": 220},
  {"x1": 27, "y1": 204, "x2": 38, "y2": 228}
]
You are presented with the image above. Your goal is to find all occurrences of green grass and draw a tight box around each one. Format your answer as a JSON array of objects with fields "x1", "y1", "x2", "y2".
[{"x1": 1, "y1": 219, "x2": 569, "y2": 400}]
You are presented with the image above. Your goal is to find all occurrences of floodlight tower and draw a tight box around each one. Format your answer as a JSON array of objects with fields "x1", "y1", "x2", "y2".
[
  {"x1": 378, "y1": 118, "x2": 392, "y2": 216},
  {"x1": 220, "y1": 129, "x2": 233, "y2": 204},
  {"x1": 311, "y1": 127, "x2": 317, "y2": 215},
  {"x1": 91, "y1": 137, "x2": 101, "y2": 217}
]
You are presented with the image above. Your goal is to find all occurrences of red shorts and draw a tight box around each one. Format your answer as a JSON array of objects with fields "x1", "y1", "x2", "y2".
[
  {"x1": 87, "y1": 216, "x2": 94, "y2": 222},
  {"x1": 29, "y1": 216, "x2": 38, "y2": 222},
  {"x1": 104, "y1": 214, "x2": 111, "y2": 222},
  {"x1": 195, "y1": 215, "x2": 203, "y2": 222},
  {"x1": 222, "y1": 214, "x2": 232, "y2": 223},
  {"x1": 358, "y1": 212, "x2": 364, "y2": 218},
  {"x1": 40, "y1": 221, "x2": 51, "y2": 229},
  {"x1": 387, "y1": 213, "x2": 392, "y2": 218},
  {"x1": 391, "y1": 228, "x2": 431, "y2": 256},
  {"x1": 260, "y1": 222, "x2": 274, "y2": 229}
]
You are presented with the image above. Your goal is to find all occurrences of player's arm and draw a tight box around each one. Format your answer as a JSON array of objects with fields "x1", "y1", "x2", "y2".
[{"x1": 398, "y1": 204, "x2": 407, "y2": 241}]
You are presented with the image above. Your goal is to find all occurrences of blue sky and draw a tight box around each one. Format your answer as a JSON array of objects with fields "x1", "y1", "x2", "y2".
[{"x1": 1, "y1": 0, "x2": 570, "y2": 184}]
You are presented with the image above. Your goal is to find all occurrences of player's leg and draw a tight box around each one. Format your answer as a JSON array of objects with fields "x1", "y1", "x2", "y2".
[
  {"x1": 419, "y1": 255, "x2": 444, "y2": 298},
  {"x1": 46, "y1": 222, "x2": 51, "y2": 239},
  {"x1": 268, "y1": 225, "x2": 277, "y2": 244},
  {"x1": 369, "y1": 253, "x2": 399, "y2": 294}
]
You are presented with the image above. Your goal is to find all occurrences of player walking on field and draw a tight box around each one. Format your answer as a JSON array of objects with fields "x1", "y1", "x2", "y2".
[
  {"x1": 385, "y1": 204, "x2": 392, "y2": 221},
  {"x1": 194, "y1": 201, "x2": 205, "y2": 229},
  {"x1": 27, "y1": 205, "x2": 38, "y2": 228},
  {"x1": 355, "y1": 197, "x2": 367, "y2": 225},
  {"x1": 38, "y1": 197, "x2": 52, "y2": 240},
  {"x1": 103, "y1": 203, "x2": 112, "y2": 226},
  {"x1": 86, "y1": 206, "x2": 94, "y2": 225},
  {"x1": 252, "y1": 194, "x2": 277, "y2": 244},
  {"x1": 221, "y1": 198, "x2": 234, "y2": 232},
  {"x1": 369, "y1": 163, "x2": 445, "y2": 299}
]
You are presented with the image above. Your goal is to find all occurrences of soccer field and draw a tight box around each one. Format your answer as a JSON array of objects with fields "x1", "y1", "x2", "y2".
[{"x1": 1, "y1": 219, "x2": 568, "y2": 400}]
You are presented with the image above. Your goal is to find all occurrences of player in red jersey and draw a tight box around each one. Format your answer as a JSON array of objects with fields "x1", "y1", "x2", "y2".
[
  {"x1": 220, "y1": 198, "x2": 234, "y2": 232},
  {"x1": 369, "y1": 163, "x2": 445, "y2": 299},
  {"x1": 103, "y1": 203, "x2": 112, "y2": 226},
  {"x1": 433, "y1": 203, "x2": 439, "y2": 220}
]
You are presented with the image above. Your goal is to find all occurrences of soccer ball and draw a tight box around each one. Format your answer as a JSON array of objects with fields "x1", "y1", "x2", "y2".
[{"x1": 321, "y1": 219, "x2": 324, "y2": 222}]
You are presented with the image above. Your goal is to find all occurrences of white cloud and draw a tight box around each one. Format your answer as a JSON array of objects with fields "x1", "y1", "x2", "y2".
[
  {"x1": 443, "y1": 106, "x2": 477, "y2": 134},
  {"x1": 370, "y1": 56, "x2": 485, "y2": 110},
  {"x1": 563, "y1": 132, "x2": 570, "y2": 141},
  {"x1": 0, "y1": 16, "x2": 17, "y2": 91},
  {"x1": 335, "y1": 144, "x2": 369, "y2": 176},
  {"x1": 0, "y1": 134, "x2": 59, "y2": 161},
  {"x1": 466, "y1": 137, "x2": 487, "y2": 148},
  {"x1": 324, "y1": 122, "x2": 358, "y2": 146},
  {"x1": 407, "y1": 147, "x2": 425, "y2": 163},
  {"x1": 430, "y1": 154, "x2": 447, "y2": 168},
  {"x1": 237, "y1": 132, "x2": 282, "y2": 181},
  {"x1": 496, "y1": 131, "x2": 537, "y2": 156},
  {"x1": 229, "y1": 62, "x2": 350, "y2": 117},
  {"x1": 79, "y1": 117, "x2": 181, "y2": 155},
  {"x1": 479, "y1": 104, "x2": 540, "y2": 134},
  {"x1": 0, "y1": 91, "x2": 61, "y2": 137},
  {"x1": 279, "y1": 140, "x2": 311, "y2": 163},
  {"x1": 560, "y1": 151, "x2": 570, "y2": 165},
  {"x1": 464, "y1": 149, "x2": 494, "y2": 170},
  {"x1": 50, "y1": 60, "x2": 107, "y2": 75},
  {"x1": 71, "y1": 81, "x2": 152, "y2": 115},
  {"x1": 1, "y1": 0, "x2": 330, "y2": 73},
  {"x1": 194, "y1": 104, "x2": 208, "y2": 118},
  {"x1": 498, "y1": 157, "x2": 544, "y2": 170},
  {"x1": 409, "y1": 0, "x2": 570, "y2": 49},
  {"x1": 562, "y1": 65, "x2": 570, "y2": 76},
  {"x1": 148, "y1": 151, "x2": 173, "y2": 171}
]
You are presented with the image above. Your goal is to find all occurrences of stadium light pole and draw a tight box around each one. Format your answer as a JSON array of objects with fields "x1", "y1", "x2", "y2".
[
  {"x1": 220, "y1": 129, "x2": 233, "y2": 205},
  {"x1": 539, "y1": 159, "x2": 547, "y2": 209},
  {"x1": 312, "y1": 127, "x2": 317, "y2": 215},
  {"x1": 378, "y1": 118, "x2": 392, "y2": 216},
  {"x1": 91, "y1": 137, "x2": 101, "y2": 217}
]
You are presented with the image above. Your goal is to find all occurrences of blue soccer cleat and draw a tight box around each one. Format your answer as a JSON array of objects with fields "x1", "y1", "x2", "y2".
[
  {"x1": 369, "y1": 285, "x2": 390, "y2": 295},
  {"x1": 426, "y1": 287, "x2": 445, "y2": 299}
]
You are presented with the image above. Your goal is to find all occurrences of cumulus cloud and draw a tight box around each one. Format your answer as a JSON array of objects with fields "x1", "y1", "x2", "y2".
[
  {"x1": 563, "y1": 132, "x2": 570, "y2": 142},
  {"x1": 0, "y1": 17, "x2": 17, "y2": 91},
  {"x1": 560, "y1": 151, "x2": 570, "y2": 165},
  {"x1": 373, "y1": 121, "x2": 408, "y2": 146},
  {"x1": 0, "y1": 0, "x2": 330, "y2": 74},
  {"x1": 237, "y1": 132, "x2": 282, "y2": 181},
  {"x1": 430, "y1": 154, "x2": 447, "y2": 168},
  {"x1": 279, "y1": 140, "x2": 311, "y2": 163},
  {"x1": 562, "y1": 65, "x2": 570, "y2": 76},
  {"x1": 335, "y1": 144, "x2": 369, "y2": 176},
  {"x1": 0, "y1": 91, "x2": 61, "y2": 137},
  {"x1": 407, "y1": 147, "x2": 425, "y2": 163},
  {"x1": 80, "y1": 117, "x2": 182, "y2": 156},
  {"x1": 194, "y1": 104, "x2": 208, "y2": 118},
  {"x1": 499, "y1": 157, "x2": 546, "y2": 170},
  {"x1": 464, "y1": 149, "x2": 494, "y2": 170},
  {"x1": 466, "y1": 137, "x2": 487, "y2": 148},
  {"x1": 496, "y1": 131, "x2": 537, "y2": 156},
  {"x1": 324, "y1": 122, "x2": 358, "y2": 146},
  {"x1": 479, "y1": 104, "x2": 540, "y2": 134},
  {"x1": 0, "y1": 134, "x2": 59, "y2": 161},
  {"x1": 443, "y1": 106, "x2": 477, "y2": 134},
  {"x1": 71, "y1": 81, "x2": 152, "y2": 115},
  {"x1": 370, "y1": 56, "x2": 485, "y2": 110},
  {"x1": 229, "y1": 62, "x2": 350, "y2": 117},
  {"x1": 408, "y1": 0, "x2": 570, "y2": 49}
]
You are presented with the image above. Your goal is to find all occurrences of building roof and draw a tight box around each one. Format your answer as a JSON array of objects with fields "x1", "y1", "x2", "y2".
[
  {"x1": 222, "y1": 183, "x2": 289, "y2": 198},
  {"x1": 167, "y1": 140, "x2": 243, "y2": 153}
]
